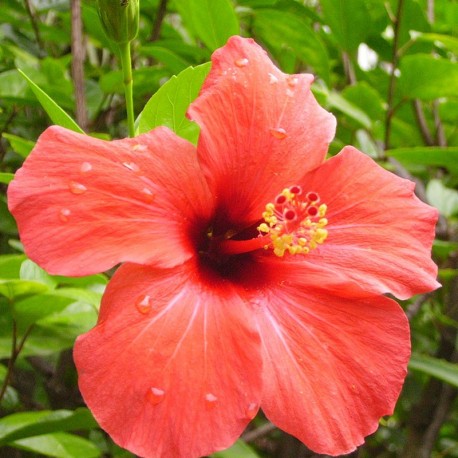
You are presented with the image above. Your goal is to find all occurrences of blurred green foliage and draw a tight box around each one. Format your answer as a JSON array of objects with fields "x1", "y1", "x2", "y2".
[{"x1": 0, "y1": 0, "x2": 457, "y2": 457}]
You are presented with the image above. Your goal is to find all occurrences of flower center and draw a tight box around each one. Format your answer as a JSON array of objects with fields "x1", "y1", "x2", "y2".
[{"x1": 216, "y1": 185, "x2": 328, "y2": 257}]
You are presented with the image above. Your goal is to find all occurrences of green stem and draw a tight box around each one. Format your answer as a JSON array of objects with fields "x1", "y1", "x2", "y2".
[{"x1": 118, "y1": 41, "x2": 135, "y2": 137}]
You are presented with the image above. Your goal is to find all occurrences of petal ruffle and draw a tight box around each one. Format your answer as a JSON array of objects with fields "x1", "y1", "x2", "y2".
[
  {"x1": 292, "y1": 146, "x2": 439, "y2": 299},
  {"x1": 255, "y1": 282, "x2": 410, "y2": 455},
  {"x1": 189, "y1": 36, "x2": 336, "y2": 229},
  {"x1": 74, "y1": 261, "x2": 262, "y2": 458},
  {"x1": 8, "y1": 126, "x2": 213, "y2": 276}
]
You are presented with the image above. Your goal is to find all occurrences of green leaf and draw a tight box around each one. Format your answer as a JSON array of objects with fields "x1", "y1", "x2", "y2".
[
  {"x1": 409, "y1": 353, "x2": 458, "y2": 388},
  {"x1": 2, "y1": 133, "x2": 34, "y2": 158},
  {"x1": 140, "y1": 45, "x2": 192, "y2": 74},
  {"x1": 385, "y1": 147, "x2": 458, "y2": 173},
  {"x1": 17, "y1": 69, "x2": 84, "y2": 133},
  {"x1": 433, "y1": 240, "x2": 458, "y2": 260},
  {"x1": 0, "y1": 197, "x2": 17, "y2": 234},
  {"x1": 12, "y1": 432, "x2": 101, "y2": 458},
  {"x1": 398, "y1": 54, "x2": 458, "y2": 100},
  {"x1": 176, "y1": 0, "x2": 239, "y2": 51},
  {"x1": 0, "y1": 280, "x2": 49, "y2": 300},
  {"x1": 137, "y1": 63, "x2": 211, "y2": 143},
  {"x1": 253, "y1": 9, "x2": 330, "y2": 83},
  {"x1": 0, "y1": 255, "x2": 26, "y2": 279},
  {"x1": 320, "y1": 0, "x2": 371, "y2": 53},
  {"x1": 416, "y1": 33, "x2": 458, "y2": 54},
  {"x1": 0, "y1": 409, "x2": 98, "y2": 446},
  {"x1": 53, "y1": 273, "x2": 108, "y2": 288},
  {"x1": 212, "y1": 439, "x2": 261, "y2": 458},
  {"x1": 13, "y1": 294, "x2": 75, "y2": 329},
  {"x1": 426, "y1": 179, "x2": 458, "y2": 218},
  {"x1": 0, "y1": 173, "x2": 14, "y2": 184},
  {"x1": 312, "y1": 84, "x2": 372, "y2": 129},
  {"x1": 20, "y1": 259, "x2": 57, "y2": 289}
]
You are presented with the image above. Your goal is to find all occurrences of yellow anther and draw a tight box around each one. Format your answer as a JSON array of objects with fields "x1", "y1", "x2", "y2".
[{"x1": 257, "y1": 186, "x2": 328, "y2": 257}]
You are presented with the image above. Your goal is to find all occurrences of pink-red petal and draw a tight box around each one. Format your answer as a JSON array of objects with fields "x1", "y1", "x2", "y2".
[
  {"x1": 189, "y1": 36, "x2": 336, "y2": 230},
  {"x1": 292, "y1": 146, "x2": 439, "y2": 299},
  {"x1": 74, "y1": 261, "x2": 262, "y2": 458},
  {"x1": 255, "y1": 282, "x2": 410, "y2": 455},
  {"x1": 8, "y1": 126, "x2": 213, "y2": 276}
]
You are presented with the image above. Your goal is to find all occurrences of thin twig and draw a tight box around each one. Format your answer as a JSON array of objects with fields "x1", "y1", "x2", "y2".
[
  {"x1": 433, "y1": 100, "x2": 447, "y2": 147},
  {"x1": 0, "y1": 323, "x2": 34, "y2": 404},
  {"x1": 384, "y1": 0, "x2": 405, "y2": 150},
  {"x1": 23, "y1": 0, "x2": 44, "y2": 54},
  {"x1": 150, "y1": 0, "x2": 168, "y2": 42},
  {"x1": 413, "y1": 100, "x2": 434, "y2": 146},
  {"x1": 71, "y1": 0, "x2": 88, "y2": 131},
  {"x1": 0, "y1": 321, "x2": 18, "y2": 404},
  {"x1": 342, "y1": 51, "x2": 356, "y2": 85},
  {"x1": 242, "y1": 422, "x2": 277, "y2": 442}
]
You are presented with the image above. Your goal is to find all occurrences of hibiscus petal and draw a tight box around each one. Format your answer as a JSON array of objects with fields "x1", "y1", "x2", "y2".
[
  {"x1": 255, "y1": 282, "x2": 410, "y2": 455},
  {"x1": 295, "y1": 146, "x2": 439, "y2": 299},
  {"x1": 189, "y1": 36, "x2": 336, "y2": 229},
  {"x1": 74, "y1": 262, "x2": 262, "y2": 458},
  {"x1": 8, "y1": 126, "x2": 213, "y2": 275}
]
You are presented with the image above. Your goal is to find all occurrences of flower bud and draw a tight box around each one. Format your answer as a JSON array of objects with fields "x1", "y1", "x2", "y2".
[{"x1": 97, "y1": 0, "x2": 139, "y2": 44}]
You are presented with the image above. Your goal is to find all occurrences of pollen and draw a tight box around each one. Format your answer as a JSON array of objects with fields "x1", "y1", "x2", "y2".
[{"x1": 258, "y1": 185, "x2": 328, "y2": 257}]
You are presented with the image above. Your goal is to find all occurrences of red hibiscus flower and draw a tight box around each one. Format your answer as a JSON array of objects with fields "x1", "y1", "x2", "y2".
[{"x1": 8, "y1": 36, "x2": 439, "y2": 458}]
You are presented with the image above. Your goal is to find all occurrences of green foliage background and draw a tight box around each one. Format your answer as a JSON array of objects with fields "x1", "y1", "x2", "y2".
[{"x1": 0, "y1": 0, "x2": 457, "y2": 456}]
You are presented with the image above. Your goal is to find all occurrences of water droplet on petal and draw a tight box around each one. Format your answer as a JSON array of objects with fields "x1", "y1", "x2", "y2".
[
  {"x1": 269, "y1": 127, "x2": 287, "y2": 139},
  {"x1": 205, "y1": 393, "x2": 218, "y2": 407},
  {"x1": 287, "y1": 76, "x2": 299, "y2": 87},
  {"x1": 136, "y1": 294, "x2": 152, "y2": 314},
  {"x1": 268, "y1": 73, "x2": 279, "y2": 84},
  {"x1": 148, "y1": 387, "x2": 165, "y2": 405},
  {"x1": 59, "y1": 208, "x2": 71, "y2": 222},
  {"x1": 69, "y1": 181, "x2": 87, "y2": 194},
  {"x1": 235, "y1": 58, "x2": 249, "y2": 68},
  {"x1": 246, "y1": 402, "x2": 258, "y2": 420},
  {"x1": 141, "y1": 187, "x2": 155, "y2": 203},
  {"x1": 122, "y1": 161, "x2": 140, "y2": 172},
  {"x1": 80, "y1": 162, "x2": 92, "y2": 173},
  {"x1": 286, "y1": 89, "x2": 295, "y2": 97},
  {"x1": 132, "y1": 144, "x2": 148, "y2": 152}
]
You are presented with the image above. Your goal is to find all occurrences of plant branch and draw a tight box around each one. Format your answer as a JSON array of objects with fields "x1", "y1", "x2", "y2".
[
  {"x1": 71, "y1": 0, "x2": 88, "y2": 131},
  {"x1": 384, "y1": 0, "x2": 405, "y2": 150},
  {"x1": 150, "y1": 0, "x2": 168, "y2": 42},
  {"x1": 0, "y1": 322, "x2": 34, "y2": 405},
  {"x1": 433, "y1": 100, "x2": 447, "y2": 147},
  {"x1": 242, "y1": 422, "x2": 277, "y2": 442},
  {"x1": 412, "y1": 100, "x2": 434, "y2": 146},
  {"x1": 23, "y1": 0, "x2": 44, "y2": 54},
  {"x1": 342, "y1": 51, "x2": 356, "y2": 85}
]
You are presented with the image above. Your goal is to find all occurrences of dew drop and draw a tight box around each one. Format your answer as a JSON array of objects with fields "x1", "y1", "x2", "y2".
[
  {"x1": 205, "y1": 393, "x2": 218, "y2": 406},
  {"x1": 68, "y1": 181, "x2": 87, "y2": 194},
  {"x1": 286, "y1": 88, "x2": 295, "y2": 98},
  {"x1": 122, "y1": 161, "x2": 140, "y2": 172},
  {"x1": 80, "y1": 162, "x2": 93, "y2": 173},
  {"x1": 132, "y1": 144, "x2": 148, "y2": 152},
  {"x1": 269, "y1": 127, "x2": 288, "y2": 139},
  {"x1": 136, "y1": 294, "x2": 152, "y2": 314},
  {"x1": 148, "y1": 387, "x2": 165, "y2": 405},
  {"x1": 141, "y1": 187, "x2": 155, "y2": 203},
  {"x1": 268, "y1": 72, "x2": 279, "y2": 84},
  {"x1": 235, "y1": 57, "x2": 249, "y2": 67},
  {"x1": 287, "y1": 76, "x2": 299, "y2": 87},
  {"x1": 246, "y1": 403, "x2": 258, "y2": 420},
  {"x1": 59, "y1": 208, "x2": 71, "y2": 222}
]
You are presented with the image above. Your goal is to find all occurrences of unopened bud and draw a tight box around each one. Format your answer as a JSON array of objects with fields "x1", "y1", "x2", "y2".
[{"x1": 97, "y1": 0, "x2": 139, "y2": 44}]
